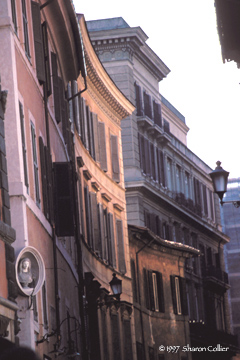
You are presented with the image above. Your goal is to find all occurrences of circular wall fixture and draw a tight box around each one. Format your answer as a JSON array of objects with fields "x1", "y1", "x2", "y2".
[{"x1": 15, "y1": 246, "x2": 45, "y2": 297}]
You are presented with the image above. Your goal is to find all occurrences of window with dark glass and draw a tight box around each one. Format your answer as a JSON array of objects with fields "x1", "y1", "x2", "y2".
[
  {"x1": 170, "y1": 275, "x2": 188, "y2": 315},
  {"x1": 22, "y1": 0, "x2": 30, "y2": 58},
  {"x1": 31, "y1": 1, "x2": 45, "y2": 84},
  {"x1": 143, "y1": 91, "x2": 152, "y2": 119},
  {"x1": 11, "y1": 0, "x2": 18, "y2": 33},
  {"x1": 176, "y1": 165, "x2": 182, "y2": 193},
  {"x1": 157, "y1": 149, "x2": 165, "y2": 187},
  {"x1": 135, "y1": 83, "x2": 143, "y2": 116},
  {"x1": 166, "y1": 157, "x2": 173, "y2": 191},
  {"x1": 153, "y1": 100, "x2": 162, "y2": 127},
  {"x1": 144, "y1": 269, "x2": 165, "y2": 313},
  {"x1": 31, "y1": 122, "x2": 40, "y2": 206},
  {"x1": 19, "y1": 101, "x2": 29, "y2": 192},
  {"x1": 116, "y1": 219, "x2": 126, "y2": 274}
]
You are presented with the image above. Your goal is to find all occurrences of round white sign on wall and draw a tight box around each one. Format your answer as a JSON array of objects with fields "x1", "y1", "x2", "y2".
[{"x1": 15, "y1": 246, "x2": 45, "y2": 296}]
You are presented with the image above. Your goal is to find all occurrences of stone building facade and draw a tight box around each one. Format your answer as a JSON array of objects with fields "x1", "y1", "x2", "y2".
[{"x1": 87, "y1": 17, "x2": 238, "y2": 360}]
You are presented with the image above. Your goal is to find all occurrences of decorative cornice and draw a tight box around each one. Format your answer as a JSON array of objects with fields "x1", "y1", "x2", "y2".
[
  {"x1": 101, "y1": 193, "x2": 112, "y2": 202},
  {"x1": 78, "y1": 16, "x2": 135, "y2": 123}
]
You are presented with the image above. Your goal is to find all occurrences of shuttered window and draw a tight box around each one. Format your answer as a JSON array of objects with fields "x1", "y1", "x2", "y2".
[
  {"x1": 53, "y1": 162, "x2": 74, "y2": 237},
  {"x1": 11, "y1": 0, "x2": 18, "y2": 33},
  {"x1": 86, "y1": 106, "x2": 95, "y2": 158},
  {"x1": 84, "y1": 185, "x2": 92, "y2": 246},
  {"x1": 42, "y1": 282, "x2": 48, "y2": 329},
  {"x1": 116, "y1": 219, "x2": 126, "y2": 274},
  {"x1": 42, "y1": 22, "x2": 51, "y2": 96},
  {"x1": 166, "y1": 157, "x2": 173, "y2": 191},
  {"x1": 144, "y1": 269, "x2": 165, "y2": 313},
  {"x1": 144, "y1": 137, "x2": 151, "y2": 176},
  {"x1": 31, "y1": 1, "x2": 45, "y2": 84},
  {"x1": 170, "y1": 275, "x2": 188, "y2": 315},
  {"x1": 135, "y1": 83, "x2": 143, "y2": 116},
  {"x1": 71, "y1": 81, "x2": 80, "y2": 133},
  {"x1": 108, "y1": 212, "x2": 116, "y2": 268},
  {"x1": 157, "y1": 149, "x2": 165, "y2": 187},
  {"x1": 22, "y1": 0, "x2": 30, "y2": 58},
  {"x1": 51, "y1": 52, "x2": 61, "y2": 124},
  {"x1": 39, "y1": 137, "x2": 49, "y2": 218},
  {"x1": 92, "y1": 113, "x2": 100, "y2": 163},
  {"x1": 150, "y1": 143, "x2": 156, "y2": 180},
  {"x1": 138, "y1": 133, "x2": 146, "y2": 173},
  {"x1": 90, "y1": 192, "x2": 100, "y2": 254},
  {"x1": 153, "y1": 101, "x2": 162, "y2": 127},
  {"x1": 19, "y1": 101, "x2": 29, "y2": 192},
  {"x1": 131, "y1": 259, "x2": 138, "y2": 303},
  {"x1": 31, "y1": 122, "x2": 40, "y2": 206},
  {"x1": 98, "y1": 122, "x2": 108, "y2": 172},
  {"x1": 110, "y1": 135, "x2": 120, "y2": 183},
  {"x1": 143, "y1": 91, "x2": 152, "y2": 119}
]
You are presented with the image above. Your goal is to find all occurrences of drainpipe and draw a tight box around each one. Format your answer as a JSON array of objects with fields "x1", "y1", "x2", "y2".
[{"x1": 135, "y1": 235, "x2": 154, "y2": 360}]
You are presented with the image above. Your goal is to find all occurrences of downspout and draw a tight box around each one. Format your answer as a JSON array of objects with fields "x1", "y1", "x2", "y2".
[
  {"x1": 135, "y1": 235, "x2": 154, "y2": 360},
  {"x1": 43, "y1": 81, "x2": 61, "y2": 340},
  {"x1": 67, "y1": 85, "x2": 89, "y2": 360}
]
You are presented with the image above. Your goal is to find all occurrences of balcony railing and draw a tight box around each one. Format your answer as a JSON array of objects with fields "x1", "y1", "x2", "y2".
[
  {"x1": 190, "y1": 322, "x2": 238, "y2": 349},
  {"x1": 203, "y1": 265, "x2": 229, "y2": 284}
]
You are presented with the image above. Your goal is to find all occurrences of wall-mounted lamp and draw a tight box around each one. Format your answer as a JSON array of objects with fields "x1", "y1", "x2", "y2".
[
  {"x1": 109, "y1": 273, "x2": 122, "y2": 301},
  {"x1": 209, "y1": 161, "x2": 240, "y2": 207}
]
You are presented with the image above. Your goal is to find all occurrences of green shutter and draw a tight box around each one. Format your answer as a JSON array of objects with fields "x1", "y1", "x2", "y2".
[{"x1": 31, "y1": 1, "x2": 45, "y2": 83}]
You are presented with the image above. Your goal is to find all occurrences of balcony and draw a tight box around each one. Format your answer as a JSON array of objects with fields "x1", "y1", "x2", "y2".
[
  {"x1": 202, "y1": 265, "x2": 230, "y2": 292},
  {"x1": 190, "y1": 322, "x2": 238, "y2": 353}
]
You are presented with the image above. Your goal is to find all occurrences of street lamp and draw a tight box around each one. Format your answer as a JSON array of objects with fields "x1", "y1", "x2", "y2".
[
  {"x1": 209, "y1": 161, "x2": 240, "y2": 207},
  {"x1": 209, "y1": 161, "x2": 229, "y2": 205},
  {"x1": 109, "y1": 273, "x2": 122, "y2": 301}
]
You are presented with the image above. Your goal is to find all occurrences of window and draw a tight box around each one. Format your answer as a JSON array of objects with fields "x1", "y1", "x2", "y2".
[
  {"x1": 166, "y1": 157, "x2": 173, "y2": 191},
  {"x1": 31, "y1": 122, "x2": 40, "y2": 206},
  {"x1": 110, "y1": 135, "x2": 120, "y2": 183},
  {"x1": 32, "y1": 295, "x2": 38, "y2": 322},
  {"x1": 22, "y1": 0, "x2": 30, "y2": 59},
  {"x1": 11, "y1": 0, "x2": 17, "y2": 33},
  {"x1": 19, "y1": 101, "x2": 29, "y2": 192},
  {"x1": 31, "y1": 1, "x2": 45, "y2": 84},
  {"x1": 157, "y1": 149, "x2": 165, "y2": 187},
  {"x1": 39, "y1": 137, "x2": 53, "y2": 221},
  {"x1": 51, "y1": 52, "x2": 61, "y2": 124},
  {"x1": 153, "y1": 100, "x2": 162, "y2": 127},
  {"x1": 149, "y1": 347, "x2": 155, "y2": 360},
  {"x1": 131, "y1": 259, "x2": 138, "y2": 302},
  {"x1": 42, "y1": 282, "x2": 48, "y2": 329},
  {"x1": 150, "y1": 143, "x2": 156, "y2": 180},
  {"x1": 116, "y1": 219, "x2": 126, "y2": 274},
  {"x1": 170, "y1": 275, "x2": 188, "y2": 315},
  {"x1": 176, "y1": 165, "x2": 181, "y2": 193},
  {"x1": 98, "y1": 122, "x2": 108, "y2": 172},
  {"x1": 163, "y1": 119, "x2": 170, "y2": 134},
  {"x1": 143, "y1": 91, "x2": 152, "y2": 119},
  {"x1": 144, "y1": 269, "x2": 165, "y2": 313},
  {"x1": 136, "y1": 342, "x2": 145, "y2": 360},
  {"x1": 184, "y1": 171, "x2": 190, "y2": 199},
  {"x1": 135, "y1": 83, "x2": 143, "y2": 116}
]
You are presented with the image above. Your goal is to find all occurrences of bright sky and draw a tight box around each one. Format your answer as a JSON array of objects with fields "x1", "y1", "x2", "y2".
[{"x1": 73, "y1": 0, "x2": 240, "y2": 179}]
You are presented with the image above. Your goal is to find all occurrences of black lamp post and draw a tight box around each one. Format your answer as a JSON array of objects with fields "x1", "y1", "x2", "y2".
[
  {"x1": 209, "y1": 161, "x2": 229, "y2": 205},
  {"x1": 109, "y1": 273, "x2": 122, "y2": 301}
]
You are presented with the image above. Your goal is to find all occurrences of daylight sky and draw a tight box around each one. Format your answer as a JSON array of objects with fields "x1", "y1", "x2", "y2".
[{"x1": 73, "y1": 0, "x2": 240, "y2": 179}]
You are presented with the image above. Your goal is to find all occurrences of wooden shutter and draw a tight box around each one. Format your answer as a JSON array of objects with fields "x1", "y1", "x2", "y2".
[
  {"x1": 71, "y1": 80, "x2": 80, "y2": 132},
  {"x1": 131, "y1": 259, "x2": 138, "y2": 303},
  {"x1": 157, "y1": 149, "x2": 166, "y2": 187},
  {"x1": 150, "y1": 143, "x2": 156, "y2": 180},
  {"x1": 148, "y1": 270, "x2": 155, "y2": 311},
  {"x1": 144, "y1": 138, "x2": 150, "y2": 176},
  {"x1": 156, "y1": 271, "x2": 165, "y2": 313},
  {"x1": 170, "y1": 275, "x2": 177, "y2": 314},
  {"x1": 179, "y1": 277, "x2": 188, "y2": 315},
  {"x1": 108, "y1": 212, "x2": 116, "y2": 267},
  {"x1": 110, "y1": 135, "x2": 120, "y2": 183},
  {"x1": 138, "y1": 133, "x2": 146, "y2": 173},
  {"x1": 156, "y1": 216, "x2": 162, "y2": 237},
  {"x1": 134, "y1": 83, "x2": 143, "y2": 116},
  {"x1": 86, "y1": 106, "x2": 94, "y2": 157},
  {"x1": 98, "y1": 122, "x2": 108, "y2": 172},
  {"x1": 11, "y1": 0, "x2": 18, "y2": 33},
  {"x1": 53, "y1": 162, "x2": 74, "y2": 237},
  {"x1": 98, "y1": 203, "x2": 104, "y2": 258},
  {"x1": 123, "y1": 319, "x2": 133, "y2": 360},
  {"x1": 45, "y1": 145, "x2": 54, "y2": 222},
  {"x1": 154, "y1": 101, "x2": 162, "y2": 127},
  {"x1": 84, "y1": 185, "x2": 92, "y2": 247},
  {"x1": 143, "y1": 268, "x2": 150, "y2": 309},
  {"x1": 51, "y1": 52, "x2": 61, "y2": 124},
  {"x1": 92, "y1": 113, "x2": 100, "y2": 163},
  {"x1": 42, "y1": 282, "x2": 48, "y2": 328},
  {"x1": 90, "y1": 192, "x2": 100, "y2": 253},
  {"x1": 39, "y1": 137, "x2": 49, "y2": 218},
  {"x1": 116, "y1": 219, "x2": 126, "y2": 274},
  {"x1": 19, "y1": 101, "x2": 29, "y2": 189},
  {"x1": 31, "y1": 1, "x2": 45, "y2": 84},
  {"x1": 149, "y1": 213, "x2": 157, "y2": 234},
  {"x1": 82, "y1": 98, "x2": 89, "y2": 150},
  {"x1": 31, "y1": 122, "x2": 40, "y2": 206},
  {"x1": 42, "y1": 21, "x2": 51, "y2": 96}
]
